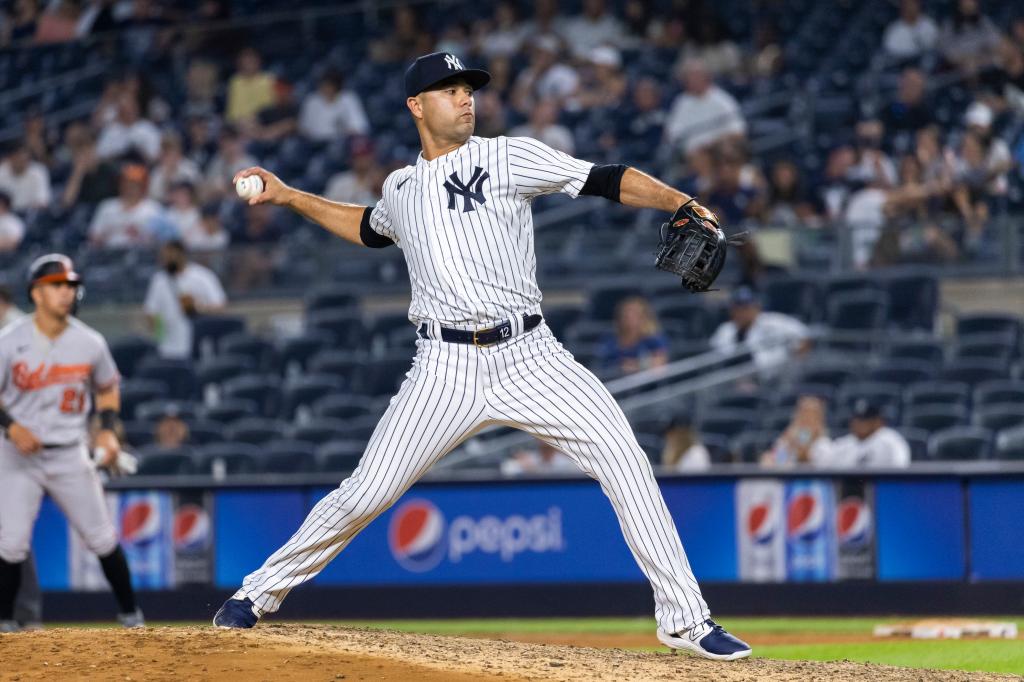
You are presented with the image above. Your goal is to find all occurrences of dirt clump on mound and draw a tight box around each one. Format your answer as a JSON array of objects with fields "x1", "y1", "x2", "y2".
[{"x1": 0, "y1": 624, "x2": 1016, "y2": 682}]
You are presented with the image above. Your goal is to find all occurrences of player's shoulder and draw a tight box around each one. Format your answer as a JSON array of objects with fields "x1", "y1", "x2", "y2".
[
  {"x1": 381, "y1": 166, "x2": 416, "y2": 196},
  {"x1": 0, "y1": 315, "x2": 32, "y2": 345},
  {"x1": 67, "y1": 317, "x2": 108, "y2": 346}
]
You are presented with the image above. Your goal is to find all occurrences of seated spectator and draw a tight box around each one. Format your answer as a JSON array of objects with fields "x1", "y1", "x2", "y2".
[
  {"x1": 951, "y1": 129, "x2": 994, "y2": 254},
  {"x1": 229, "y1": 203, "x2": 283, "y2": 291},
  {"x1": 817, "y1": 399, "x2": 911, "y2": 468},
  {"x1": 183, "y1": 202, "x2": 230, "y2": 255},
  {"x1": 763, "y1": 159, "x2": 820, "y2": 227},
  {"x1": 88, "y1": 164, "x2": 165, "y2": 248},
  {"x1": 598, "y1": 296, "x2": 669, "y2": 375},
  {"x1": 368, "y1": 4, "x2": 432, "y2": 63},
  {"x1": 203, "y1": 125, "x2": 257, "y2": 201},
  {"x1": 95, "y1": 93, "x2": 161, "y2": 163},
  {"x1": 34, "y1": 0, "x2": 79, "y2": 44},
  {"x1": 183, "y1": 58, "x2": 219, "y2": 119},
  {"x1": 165, "y1": 182, "x2": 201, "y2": 241},
  {"x1": 940, "y1": 0, "x2": 1001, "y2": 75},
  {"x1": 710, "y1": 286, "x2": 811, "y2": 377},
  {"x1": 664, "y1": 58, "x2": 746, "y2": 155},
  {"x1": 185, "y1": 114, "x2": 218, "y2": 170},
  {"x1": 661, "y1": 416, "x2": 711, "y2": 472},
  {"x1": 153, "y1": 408, "x2": 190, "y2": 450},
  {"x1": 501, "y1": 439, "x2": 576, "y2": 476},
  {"x1": 511, "y1": 35, "x2": 579, "y2": 114},
  {"x1": 298, "y1": 69, "x2": 370, "y2": 144},
  {"x1": 149, "y1": 131, "x2": 202, "y2": 203},
  {"x1": 883, "y1": 0, "x2": 939, "y2": 61},
  {"x1": 760, "y1": 396, "x2": 832, "y2": 467},
  {"x1": 704, "y1": 146, "x2": 765, "y2": 226},
  {"x1": 880, "y1": 68, "x2": 934, "y2": 148},
  {"x1": 963, "y1": 102, "x2": 1012, "y2": 196},
  {"x1": 558, "y1": 0, "x2": 626, "y2": 60},
  {"x1": 477, "y1": 1, "x2": 525, "y2": 59},
  {"x1": 847, "y1": 119, "x2": 897, "y2": 188},
  {"x1": 607, "y1": 77, "x2": 665, "y2": 162},
  {"x1": 0, "y1": 142, "x2": 51, "y2": 211},
  {"x1": 509, "y1": 99, "x2": 575, "y2": 154},
  {"x1": 0, "y1": 192, "x2": 26, "y2": 253},
  {"x1": 675, "y1": 16, "x2": 743, "y2": 81},
  {"x1": 226, "y1": 47, "x2": 276, "y2": 124},
  {"x1": 818, "y1": 145, "x2": 857, "y2": 220},
  {"x1": 252, "y1": 79, "x2": 300, "y2": 144},
  {"x1": 23, "y1": 110, "x2": 53, "y2": 167},
  {"x1": 0, "y1": 285, "x2": 25, "y2": 329},
  {"x1": 324, "y1": 137, "x2": 383, "y2": 206},
  {"x1": 573, "y1": 46, "x2": 627, "y2": 111},
  {"x1": 60, "y1": 128, "x2": 119, "y2": 209},
  {"x1": 144, "y1": 240, "x2": 227, "y2": 359}
]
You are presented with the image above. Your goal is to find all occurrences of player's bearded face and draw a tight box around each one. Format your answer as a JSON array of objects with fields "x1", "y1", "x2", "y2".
[
  {"x1": 34, "y1": 282, "x2": 77, "y2": 317},
  {"x1": 419, "y1": 80, "x2": 475, "y2": 142}
]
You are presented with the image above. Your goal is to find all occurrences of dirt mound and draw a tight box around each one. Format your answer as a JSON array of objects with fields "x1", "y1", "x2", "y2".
[{"x1": 0, "y1": 625, "x2": 1015, "y2": 681}]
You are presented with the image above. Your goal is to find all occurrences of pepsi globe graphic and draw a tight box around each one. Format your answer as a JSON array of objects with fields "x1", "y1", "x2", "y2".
[
  {"x1": 388, "y1": 499, "x2": 447, "y2": 572},
  {"x1": 747, "y1": 501, "x2": 777, "y2": 545},
  {"x1": 836, "y1": 498, "x2": 872, "y2": 547},
  {"x1": 174, "y1": 504, "x2": 212, "y2": 552},
  {"x1": 787, "y1": 491, "x2": 824, "y2": 540},
  {"x1": 121, "y1": 498, "x2": 160, "y2": 546}
]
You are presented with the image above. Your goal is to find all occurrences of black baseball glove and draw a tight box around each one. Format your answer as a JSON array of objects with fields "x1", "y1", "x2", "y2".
[{"x1": 655, "y1": 199, "x2": 729, "y2": 292}]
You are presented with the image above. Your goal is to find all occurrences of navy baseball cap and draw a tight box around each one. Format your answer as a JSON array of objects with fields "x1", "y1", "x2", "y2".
[
  {"x1": 730, "y1": 286, "x2": 761, "y2": 307},
  {"x1": 405, "y1": 52, "x2": 490, "y2": 97},
  {"x1": 851, "y1": 398, "x2": 882, "y2": 420}
]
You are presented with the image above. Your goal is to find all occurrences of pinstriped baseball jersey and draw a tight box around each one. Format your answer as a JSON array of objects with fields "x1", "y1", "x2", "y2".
[
  {"x1": 0, "y1": 316, "x2": 119, "y2": 445},
  {"x1": 367, "y1": 136, "x2": 593, "y2": 328}
]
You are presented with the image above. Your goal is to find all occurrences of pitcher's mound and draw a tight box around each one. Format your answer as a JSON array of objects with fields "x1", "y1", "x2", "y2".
[{"x1": 0, "y1": 624, "x2": 1015, "y2": 681}]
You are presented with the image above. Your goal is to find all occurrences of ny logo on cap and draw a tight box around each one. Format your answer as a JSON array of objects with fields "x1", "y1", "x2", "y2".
[
  {"x1": 444, "y1": 166, "x2": 489, "y2": 212},
  {"x1": 444, "y1": 54, "x2": 465, "y2": 71}
]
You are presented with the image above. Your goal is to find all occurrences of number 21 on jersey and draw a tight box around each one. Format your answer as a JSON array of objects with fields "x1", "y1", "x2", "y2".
[{"x1": 60, "y1": 387, "x2": 85, "y2": 413}]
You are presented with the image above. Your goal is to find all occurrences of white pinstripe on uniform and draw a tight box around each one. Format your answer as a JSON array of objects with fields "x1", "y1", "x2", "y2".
[{"x1": 234, "y1": 136, "x2": 710, "y2": 634}]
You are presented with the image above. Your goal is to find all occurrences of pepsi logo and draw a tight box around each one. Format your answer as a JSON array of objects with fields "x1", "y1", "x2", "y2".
[
  {"x1": 746, "y1": 502, "x2": 776, "y2": 544},
  {"x1": 121, "y1": 499, "x2": 160, "y2": 544},
  {"x1": 787, "y1": 492, "x2": 824, "y2": 539},
  {"x1": 389, "y1": 499, "x2": 446, "y2": 572},
  {"x1": 174, "y1": 504, "x2": 211, "y2": 551},
  {"x1": 836, "y1": 497, "x2": 872, "y2": 546}
]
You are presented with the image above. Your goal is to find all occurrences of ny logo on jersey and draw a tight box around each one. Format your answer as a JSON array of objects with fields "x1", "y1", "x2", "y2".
[
  {"x1": 444, "y1": 166, "x2": 490, "y2": 212},
  {"x1": 444, "y1": 54, "x2": 465, "y2": 71}
]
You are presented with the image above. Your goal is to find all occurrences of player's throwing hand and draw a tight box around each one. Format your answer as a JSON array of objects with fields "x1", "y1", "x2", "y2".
[
  {"x1": 232, "y1": 167, "x2": 290, "y2": 206},
  {"x1": 7, "y1": 422, "x2": 41, "y2": 455}
]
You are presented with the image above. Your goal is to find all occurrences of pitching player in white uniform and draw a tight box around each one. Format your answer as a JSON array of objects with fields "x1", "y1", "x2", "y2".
[
  {"x1": 215, "y1": 53, "x2": 750, "y2": 660},
  {"x1": 0, "y1": 255, "x2": 143, "y2": 632}
]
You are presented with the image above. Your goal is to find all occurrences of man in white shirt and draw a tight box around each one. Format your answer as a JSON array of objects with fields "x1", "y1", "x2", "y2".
[
  {"x1": 816, "y1": 399, "x2": 911, "y2": 468},
  {"x1": 95, "y1": 95, "x2": 161, "y2": 163},
  {"x1": 88, "y1": 165, "x2": 165, "y2": 248},
  {"x1": 0, "y1": 144, "x2": 51, "y2": 212},
  {"x1": 710, "y1": 287, "x2": 811, "y2": 376},
  {"x1": 298, "y1": 70, "x2": 370, "y2": 143},
  {"x1": 558, "y1": 0, "x2": 626, "y2": 60},
  {"x1": 883, "y1": 0, "x2": 939, "y2": 60},
  {"x1": 324, "y1": 137, "x2": 382, "y2": 206},
  {"x1": 143, "y1": 240, "x2": 227, "y2": 359},
  {"x1": 664, "y1": 59, "x2": 746, "y2": 155},
  {"x1": 508, "y1": 99, "x2": 575, "y2": 154},
  {"x1": 0, "y1": 192, "x2": 25, "y2": 253}
]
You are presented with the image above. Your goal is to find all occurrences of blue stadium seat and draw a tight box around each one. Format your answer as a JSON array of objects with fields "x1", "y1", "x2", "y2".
[
  {"x1": 541, "y1": 307, "x2": 584, "y2": 339},
  {"x1": 869, "y1": 359, "x2": 936, "y2": 385},
  {"x1": 109, "y1": 335, "x2": 156, "y2": 379},
  {"x1": 899, "y1": 427, "x2": 931, "y2": 462},
  {"x1": 185, "y1": 418, "x2": 225, "y2": 446},
  {"x1": 939, "y1": 359, "x2": 1010, "y2": 386},
  {"x1": 995, "y1": 427, "x2": 1024, "y2": 460},
  {"x1": 198, "y1": 443, "x2": 260, "y2": 475},
  {"x1": 587, "y1": 285, "x2": 645, "y2": 321},
  {"x1": 136, "y1": 447, "x2": 197, "y2": 475},
  {"x1": 199, "y1": 398, "x2": 260, "y2": 424},
  {"x1": 119, "y1": 378, "x2": 168, "y2": 420},
  {"x1": 884, "y1": 271, "x2": 938, "y2": 331},
  {"x1": 196, "y1": 354, "x2": 254, "y2": 391},
  {"x1": 134, "y1": 400, "x2": 199, "y2": 423},
  {"x1": 135, "y1": 358, "x2": 198, "y2": 401},
  {"x1": 308, "y1": 349, "x2": 366, "y2": 383},
  {"x1": 702, "y1": 434, "x2": 733, "y2": 464},
  {"x1": 318, "y1": 439, "x2": 366, "y2": 474},
  {"x1": 956, "y1": 314, "x2": 1023, "y2": 346},
  {"x1": 260, "y1": 439, "x2": 318, "y2": 473},
  {"x1": 225, "y1": 417, "x2": 288, "y2": 446},
  {"x1": 279, "y1": 330, "x2": 335, "y2": 377},
  {"x1": 707, "y1": 391, "x2": 763, "y2": 412},
  {"x1": 731, "y1": 430, "x2": 777, "y2": 464},
  {"x1": 826, "y1": 290, "x2": 889, "y2": 331},
  {"x1": 762, "y1": 276, "x2": 820, "y2": 323},
  {"x1": 974, "y1": 380, "x2": 1024, "y2": 408},
  {"x1": 219, "y1": 333, "x2": 279, "y2": 372},
  {"x1": 904, "y1": 381, "x2": 971, "y2": 410},
  {"x1": 952, "y1": 332, "x2": 1019, "y2": 362},
  {"x1": 799, "y1": 361, "x2": 858, "y2": 387},
  {"x1": 290, "y1": 417, "x2": 355, "y2": 445},
  {"x1": 311, "y1": 394, "x2": 374, "y2": 420},
  {"x1": 698, "y1": 409, "x2": 758, "y2": 440},
  {"x1": 306, "y1": 308, "x2": 367, "y2": 347},
  {"x1": 887, "y1": 339, "x2": 945, "y2": 365},
  {"x1": 653, "y1": 300, "x2": 715, "y2": 339},
  {"x1": 974, "y1": 404, "x2": 1024, "y2": 432},
  {"x1": 192, "y1": 315, "x2": 246, "y2": 359},
  {"x1": 221, "y1": 374, "x2": 283, "y2": 418},
  {"x1": 123, "y1": 420, "x2": 154, "y2": 449},
  {"x1": 282, "y1": 375, "x2": 346, "y2": 420},
  {"x1": 355, "y1": 355, "x2": 411, "y2": 396},
  {"x1": 823, "y1": 274, "x2": 880, "y2": 301},
  {"x1": 904, "y1": 404, "x2": 969, "y2": 433},
  {"x1": 928, "y1": 427, "x2": 994, "y2": 461}
]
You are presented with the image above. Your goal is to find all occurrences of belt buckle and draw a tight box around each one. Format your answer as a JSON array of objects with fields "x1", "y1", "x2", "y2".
[{"x1": 473, "y1": 328, "x2": 494, "y2": 348}]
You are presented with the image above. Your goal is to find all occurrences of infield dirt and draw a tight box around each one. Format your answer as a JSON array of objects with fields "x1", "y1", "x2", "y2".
[{"x1": 0, "y1": 624, "x2": 1018, "y2": 681}]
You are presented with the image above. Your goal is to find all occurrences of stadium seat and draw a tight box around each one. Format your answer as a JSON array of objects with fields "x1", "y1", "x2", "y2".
[
  {"x1": 219, "y1": 333, "x2": 279, "y2": 372},
  {"x1": 306, "y1": 308, "x2": 367, "y2": 347},
  {"x1": 904, "y1": 381, "x2": 971, "y2": 410},
  {"x1": 225, "y1": 417, "x2": 288, "y2": 446},
  {"x1": 260, "y1": 439, "x2": 319, "y2": 473},
  {"x1": 369, "y1": 313, "x2": 413, "y2": 348},
  {"x1": 974, "y1": 380, "x2": 1024, "y2": 407},
  {"x1": 762, "y1": 275, "x2": 820, "y2": 323},
  {"x1": 887, "y1": 339, "x2": 945, "y2": 365},
  {"x1": 119, "y1": 378, "x2": 168, "y2": 420},
  {"x1": 586, "y1": 285, "x2": 644, "y2": 321},
  {"x1": 884, "y1": 271, "x2": 938, "y2": 331},
  {"x1": 541, "y1": 307, "x2": 584, "y2": 339},
  {"x1": 135, "y1": 357, "x2": 198, "y2": 401},
  {"x1": 290, "y1": 417, "x2": 355, "y2": 444},
  {"x1": 185, "y1": 418, "x2": 225, "y2": 446},
  {"x1": 701, "y1": 434, "x2": 733, "y2": 464},
  {"x1": 304, "y1": 288, "x2": 358, "y2": 315},
  {"x1": 192, "y1": 315, "x2": 246, "y2": 359},
  {"x1": 123, "y1": 420, "x2": 154, "y2": 449},
  {"x1": 952, "y1": 331, "x2": 1019, "y2": 362},
  {"x1": 899, "y1": 427, "x2": 931, "y2": 462},
  {"x1": 826, "y1": 290, "x2": 888, "y2": 331},
  {"x1": 308, "y1": 349, "x2": 366, "y2": 383},
  {"x1": 355, "y1": 355, "x2": 411, "y2": 396},
  {"x1": 312, "y1": 394, "x2": 375, "y2": 420},
  {"x1": 698, "y1": 409, "x2": 758, "y2": 440},
  {"x1": 199, "y1": 398, "x2": 259, "y2": 424},
  {"x1": 318, "y1": 439, "x2": 366, "y2": 474},
  {"x1": 282, "y1": 375, "x2": 346, "y2": 420},
  {"x1": 974, "y1": 404, "x2": 1024, "y2": 432},
  {"x1": 134, "y1": 400, "x2": 199, "y2": 423},
  {"x1": 652, "y1": 300, "x2": 715, "y2": 339},
  {"x1": 706, "y1": 391, "x2": 762, "y2": 412},
  {"x1": 904, "y1": 404, "x2": 969, "y2": 432},
  {"x1": 196, "y1": 354, "x2": 255, "y2": 390},
  {"x1": 836, "y1": 381, "x2": 902, "y2": 409},
  {"x1": 823, "y1": 274, "x2": 880, "y2": 302},
  {"x1": 869, "y1": 359, "x2": 936, "y2": 385},
  {"x1": 995, "y1": 427, "x2": 1024, "y2": 460},
  {"x1": 939, "y1": 359, "x2": 1010, "y2": 386},
  {"x1": 928, "y1": 427, "x2": 994, "y2": 461},
  {"x1": 770, "y1": 383, "x2": 835, "y2": 410},
  {"x1": 198, "y1": 443, "x2": 260, "y2": 476},
  {"x1": 279, "y1": 330, "x2": 335, "y2": 377},
  {"x1": 221, "y1": 374, "x2": 283, "y2": 418},
  {"x1": 731, "y1": 430, "x2": 777, "y2": 464},
  {"x1": 109, "y1": 335, "x2": 156, "y2": 379},
  {"x1": 956, "y1": 314, "x2": 1023, "y2": 345},
  {"x1": 136, "y1": 447, "x2": 196, "y2": 475},
  {"x1": 799, "y1": 361, "x2": 858, "y2": 387}
]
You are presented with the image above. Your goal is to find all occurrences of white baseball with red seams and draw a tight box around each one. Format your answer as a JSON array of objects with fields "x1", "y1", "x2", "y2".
[
  {"x1": 235, "y1": 175, "x2": 264, "y2": 199},
  {"x1": 231, "y1": 135, "x2": 712, "y2": 638}
]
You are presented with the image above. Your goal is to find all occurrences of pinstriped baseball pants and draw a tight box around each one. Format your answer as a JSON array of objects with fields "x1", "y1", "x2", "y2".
[{"x1": 236, "y1": 322, "x2": 710, "y2": 634}]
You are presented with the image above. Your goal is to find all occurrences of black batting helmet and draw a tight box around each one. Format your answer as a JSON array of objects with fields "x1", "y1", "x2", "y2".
[{"x1": 27, "y1": 253, "x2": 83, "y2": 298}]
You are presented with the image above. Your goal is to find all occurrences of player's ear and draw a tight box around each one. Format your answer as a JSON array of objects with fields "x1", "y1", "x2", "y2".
[{"x1": 406, "y1": 96, "x2": 423, "y2": 120}]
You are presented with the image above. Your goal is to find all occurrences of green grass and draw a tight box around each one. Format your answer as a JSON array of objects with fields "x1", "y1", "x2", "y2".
[{"x1": 753, "y1": 641, "x2": 1024, "y2": 675}]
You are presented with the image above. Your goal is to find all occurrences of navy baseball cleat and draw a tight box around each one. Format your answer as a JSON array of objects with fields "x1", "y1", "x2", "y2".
[
  {"x1": 213, "y1": 597, "x2": 259, "y2": 629},
  {"x1": 657, "y1": 619, "x2": 752, "y2": 661}
]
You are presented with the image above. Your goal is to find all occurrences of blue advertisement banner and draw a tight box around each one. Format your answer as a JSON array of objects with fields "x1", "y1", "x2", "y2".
[
  {"x1": 875, "y1": 480, "x2": 965, "y2": 581},
  {"x1": 214, "y1": 490, "x2": 307, "y2": 587},
  {"x1": 662, "y1": 480, "x2": 737, "y2": 581},
  {"x1": 968, "y1": 480, "x2": 1024, "y2": 580}
]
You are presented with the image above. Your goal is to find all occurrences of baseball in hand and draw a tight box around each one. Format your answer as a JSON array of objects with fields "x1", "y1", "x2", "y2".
[{"x1": 235, "y1": 175, "x2": 264, "y2": 199}]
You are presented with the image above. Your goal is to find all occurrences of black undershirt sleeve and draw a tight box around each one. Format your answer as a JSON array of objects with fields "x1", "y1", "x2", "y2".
[
  {"x1": 579, "y1": 164, "x2": 628, "y2": 203},
  {"x1": 359, "y1": 207, "x2": 395, "y2": 248}
]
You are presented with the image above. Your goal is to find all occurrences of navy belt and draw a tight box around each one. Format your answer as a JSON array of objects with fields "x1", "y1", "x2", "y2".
[{"x1": 419, "y1": 314, "x2": 542, "y2": 347}]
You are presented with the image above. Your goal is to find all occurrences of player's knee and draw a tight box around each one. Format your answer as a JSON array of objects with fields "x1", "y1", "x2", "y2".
[
  {"x1": 0, "y1": 541, "x2": 30, "y2": 564},
  {"x1": 83, "y1": 527, "x2": 119, "y2": 558}
]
